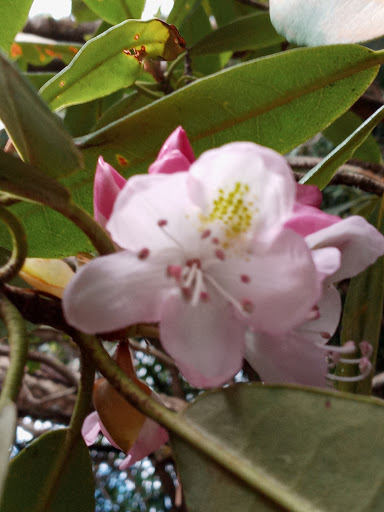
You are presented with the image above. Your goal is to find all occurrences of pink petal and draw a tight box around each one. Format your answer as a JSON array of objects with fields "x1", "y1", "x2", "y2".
[
  {"x1": 311, "y1": 247, "x2": 341, "y2": 284},
  {"x1": 284, "y1": 203, "x2": 340, "y2": 237},
  {"x1": 119, "y1": 417, "x2": 168, "y2": 469},
  {"x1": 245, "y1": 286, "x2": 341, "y2": 386},
  {"x1": 108, "y1": 172, "x2": 199, "y2": 254},
  {"x1": 206, "y1": 229, "x2": 320, "y2": 335},
  {"x1": 306, "y1": 215, "x2": 384, "y2": 282},
  {"x1": 82, "y1": 411, "x2": 101, "y2": 446},
  {"x1": 188, "y1": 142, "x2": 296, "y2": 234},
  {"x1": 148, "y1": 126, "x2": 195, "y2": 174},
  {"x1": 296, "y1": 183, "x2": 322, "y2": 208},
  {"x1": 62, "y1": 250, "x2": 176, "y2": 334},
  {"x1": 94, "y1": 157, "x2": 126, "y2": 227},
  {"x1": 159, "y1": 290, "x2": 246, "y2": 387}
]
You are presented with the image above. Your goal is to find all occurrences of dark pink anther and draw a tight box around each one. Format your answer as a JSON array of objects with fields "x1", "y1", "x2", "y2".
[
  {"x1": 212, "y1": 237, "x2": 220, "y2": 245},
  {"x1": 201, "y1": 229, "x2": 211, "y2": 239},
  {"x1": 158, "y1": 219, "x2": 168, "y2": 227},
  {"x1": 138, "y1": 248, "x2": 150, "y2": 260},
  {"x1": 241, "y1": 299, "x2": 254, "y2": 314},
  {"x1": 215, "y1": 249, "x2": 226, "y2": 261},
  {"x1": 241, "y1": 274, "x2": 251, "y2": 284},
  {"x1": 167, "y1": 265, "x2": 182, "y2": 279},
  {"x1": 200, "y1": 291, "x2": 209, "y2": 302},
  {"x1": 359, "y1": 341, "x2": 373, "y2": 358},
  {"x1": 320, "y1": 331, "x2": 331, "y2": 340}
]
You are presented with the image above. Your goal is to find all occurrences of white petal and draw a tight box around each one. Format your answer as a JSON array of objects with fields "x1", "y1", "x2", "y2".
[
  {"x1": 188, "y1": 142, "x2": 296, "y2": 238},
  {"x1": 206, "y1": 229, "x2": 320, "y2": 335},
  {"x1": 306, "y1": 216, "x2": 384, "y2": 283},
  {"x1": 63, "y1": 250, "x2": 177, "y2": 334},
  {"x1": 159, "y1": 290, "x2": 245, "y2": 387},
  {"x1": 245, "y1": 285, "x2": 341, "y2": 387},
  {"x1": 270, "y1": 0, "x2": 384, "y2": 46},
  {"x1": 108, "y1": 172, "x2": 200, "y2": 254}
]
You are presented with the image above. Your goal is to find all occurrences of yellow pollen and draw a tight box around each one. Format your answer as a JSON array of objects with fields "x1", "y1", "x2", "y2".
[{"x1": 202, "y1": 181, "x2": 256, "y2": 237}]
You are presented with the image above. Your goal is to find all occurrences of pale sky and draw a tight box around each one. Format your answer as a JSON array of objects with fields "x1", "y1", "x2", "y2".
[{"x1": 29, "y1": 0, "x2": 174, "y2": 20}]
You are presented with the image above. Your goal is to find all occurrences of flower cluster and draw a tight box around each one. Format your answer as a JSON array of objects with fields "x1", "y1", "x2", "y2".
[
  {"x1": 64, "y1": 127, "x2": 384, "y2": 388},
  {"x1": 63, "y1": 127, "x2": 384, "y2": 465}
]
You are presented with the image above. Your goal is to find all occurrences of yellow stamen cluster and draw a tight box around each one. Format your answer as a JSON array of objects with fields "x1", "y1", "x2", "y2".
[{"x1": 203, "y1": 182, "x2": 256, "y2": 238}]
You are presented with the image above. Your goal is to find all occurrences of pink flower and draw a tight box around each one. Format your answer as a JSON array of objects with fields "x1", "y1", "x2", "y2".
[
  {"x1": 64, "y1": 130, "x2": 384, "y2": 389},
  {"x1": 81, "y1": 343, "x2": 168, "y2": 469}
]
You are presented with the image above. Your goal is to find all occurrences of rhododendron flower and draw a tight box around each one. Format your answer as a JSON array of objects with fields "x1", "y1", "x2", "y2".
[
  {"x1": 63, "y1": 130, "x2": 384, "y2": 388},
  {"x1": 269, "y1": 0, "x2": 384, "y2": 46},
  {"x1": 82, "y1": 343, "x2": 168, "y2": 469}
]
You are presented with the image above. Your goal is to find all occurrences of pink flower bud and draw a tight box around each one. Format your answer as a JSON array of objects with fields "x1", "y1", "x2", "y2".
[{"x1": 148, "y1": 126, "x2": 195, "y2": 174}]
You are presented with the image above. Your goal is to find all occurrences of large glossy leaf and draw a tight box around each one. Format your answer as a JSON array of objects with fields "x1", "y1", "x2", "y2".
[
  {"x1": 0, "y1": 402, "x2": 16, "y2": 509},
  {"x1": 0, "y1": 53, "x2": 83, "y2": 179},
  {"x1": 172, "y1": 384, "x2": 384, "y2": 512},
  {"x1": 338, "y1": 196, "x2": 384, "y2": 395},
  {"x1": 40, "y1": 19, "x2": 186, "y2": 111},
  {"x1": 2, "y1": 429, "x2": 95, "y2": 512},
  {"x1": 191, "y1": 13, "x2": 284, "y2": 55},
  {"x1": 301, "y1": 105, "x2": 384, "y2": 189},
  {"x1": 79, "y1": 45, "x2": 380, "y2": 176},
  {"x1": 0, "y1": 0, "x2": 33, "y2": 53},
  {"x1": 82, "y1": 0, "x2": 145, "y2": 24},
  {"x1": 323, "y1": 110, "x2": 381, "y2": 164}
]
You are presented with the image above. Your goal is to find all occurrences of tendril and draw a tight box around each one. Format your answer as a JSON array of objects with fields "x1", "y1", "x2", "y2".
[{"x1": 0, "y1": 205, "x2": 27, "y2": 284}]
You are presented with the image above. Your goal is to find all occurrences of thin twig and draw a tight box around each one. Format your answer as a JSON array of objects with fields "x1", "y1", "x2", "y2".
[
  {"x1": 0, "y1": 345, "x2": 79, "y2": 387},
  {"x1": 288, "y1": 156, "x2": 384, "y2": 195}
]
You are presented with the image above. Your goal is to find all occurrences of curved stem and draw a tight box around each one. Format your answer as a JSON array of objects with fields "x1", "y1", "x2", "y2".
[
  {"x1": 34, "y1": 350, "x2": 95, "y2": 512},
  {"x1": 74, "y1": 332, "x2": 317, "y2": 512},
  {"x1": 0, "y1": 206, "x2": 27, "y2": 284},
  {"x1": 62, "y1": 201, "x2": 115, "y2": 256},
  {"x1": 0, "y1": 292, "x2": 28, "y2": 409}
]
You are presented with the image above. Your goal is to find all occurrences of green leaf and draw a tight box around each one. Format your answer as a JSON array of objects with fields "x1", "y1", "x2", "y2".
[
  {"x1": 0, "y1": 402, "x2": 16, "y2": 509},
  {"x1": 300, "y1": 105, "x2": 384, "y2": 189},
  {"x1": 79, "y1": 45, "x2": 381, "y2": 176},
  {"x1": 323, "y1": 110, "x2": 382, "y2": 164},
  {"x1": 24, "y1": 72, "x2": 55, "y2": 90},
  {"x1": 338, "y1": 196, "x2": 384, "y2": 395},
  {"x1": 0, "y1": 0, "x2": 33, "y2": 53},
  {"x1": 82, "y1": 0, "x2": 145, "y2": 24},
  {"x1": 190, "y1": 13, "x2": 285, "y2": 55},
  {"x1": 72, "y1": 0, "x2": 100, "y2": 22},
  {"x1": 2, "y1": 429, "x2": 95, "y2": 512},
  {"x1": 0, "y1": 53, "x2": 83, "y2": 179},
  {"x1": 172, "y1": 384, "x2": 384, "y2": 512},
  {"x1": 40, "y1": 19, "x2": 186, "y2": 111},
  {"x1": 11, "y1": 39, "x2": 81, "y2": 67},
  {"x1": 94, "y1": 89, "x2": 154, "y2": 129}
]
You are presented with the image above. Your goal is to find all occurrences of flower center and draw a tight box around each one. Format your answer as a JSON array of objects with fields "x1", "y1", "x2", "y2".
[{"x1": 200, "y1": 181, "x2": 258, "y2": 241}]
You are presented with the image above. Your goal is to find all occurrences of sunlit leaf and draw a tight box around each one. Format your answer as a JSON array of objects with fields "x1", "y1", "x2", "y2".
[
  {"x1": 0, "y1": 0, "x2": 33, "y2": 53},
  {"x1": 2, "y1": 429, "x2": 95, "y2": 512},
  {"x1": 82, "y1": 0, "x2": 145, "y2": 24},
  {"x1": 172, "y1": 384, "x2": 384, "y2": 512},
  {"x1": 40, "y1": 19, "x2": 186, "y2": 111},
  {"x1": 301, "y1": 105, "x2": 384, "y2": 189},
  {"x1": 270, "y1": 0, "x2": 384, "y2": 46},
  {"x1": 0, "y1": 53, "x2": 83, "y2": 178}
]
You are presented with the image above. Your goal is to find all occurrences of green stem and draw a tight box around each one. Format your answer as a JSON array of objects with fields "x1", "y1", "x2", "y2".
[
  {"x1": 34, "y1": 350, "x2": 95, "y2": 512},
  {"x1": 0, "y1": 292, "x2": 28, "y2": 409},
  {"x1": 0, "y1": 206, "x2": 27, "y2": 284},
  {"x1": 62, "y1": 201, "x2": 115, "y2": 256},
  {"x1": 166, "y1": 51, "x2": 186, "y2": 80},
  {"x1": 134, "y1": 82, "x2": 163, "y2": 99},
  {"x1": 75, "y1": 332, "x2": 319, "y2": 512}
]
